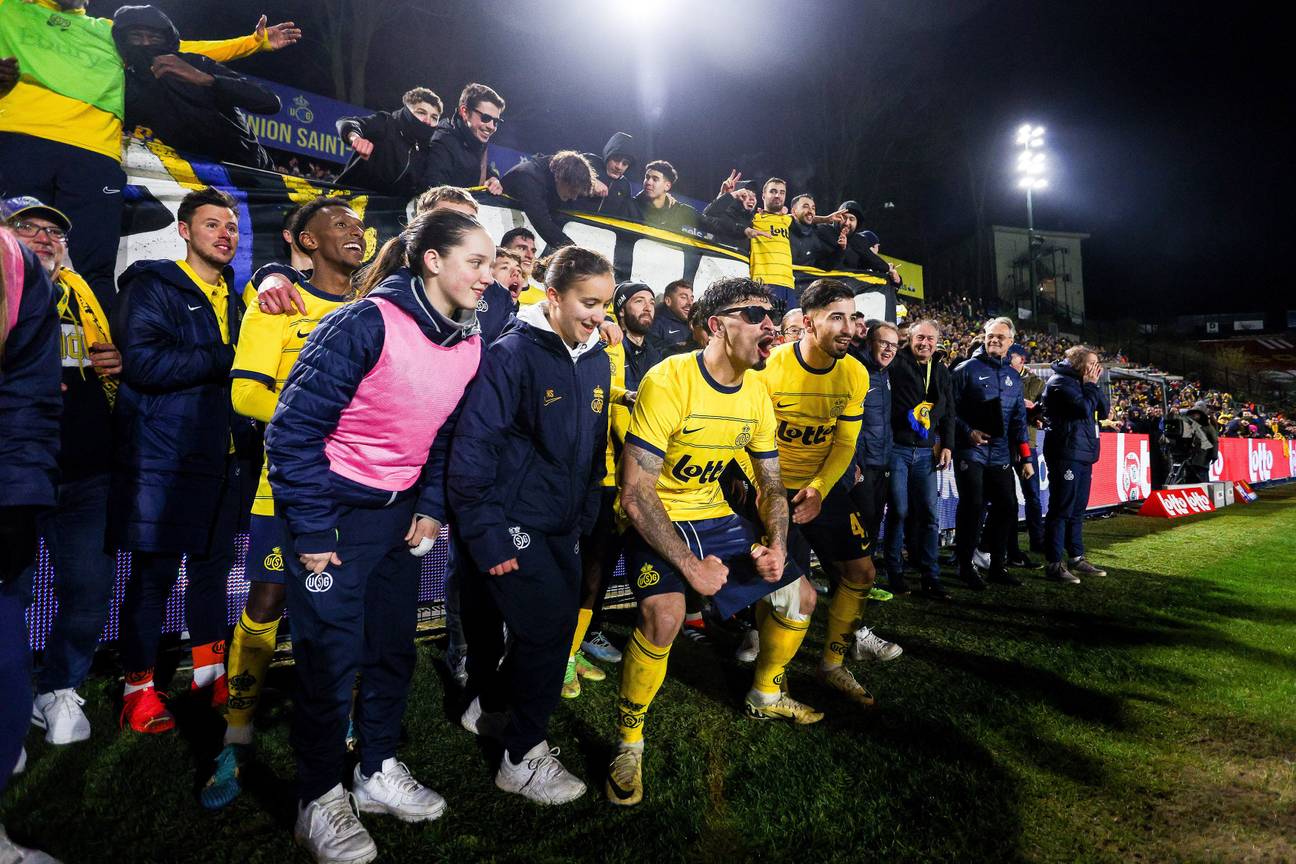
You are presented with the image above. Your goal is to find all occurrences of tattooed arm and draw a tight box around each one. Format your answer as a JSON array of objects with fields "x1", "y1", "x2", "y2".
[
  {"x1": 748, "y1": 454, "x2": 789, "y2": 582},
  {"x1": 620, "y1": 442, "x2": 728, "y2": 595}
]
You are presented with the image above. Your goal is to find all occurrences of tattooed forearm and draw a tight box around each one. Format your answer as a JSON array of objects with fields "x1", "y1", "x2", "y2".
[
  {"x1": 621, "y1": 443, "x2": 696, "y2": 572},
  {"x1": 752, "y1": 455, "x2": 789, "y2": 550}
]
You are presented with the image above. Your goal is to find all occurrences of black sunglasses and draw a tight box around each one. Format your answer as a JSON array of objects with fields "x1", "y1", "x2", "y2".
[
  {"x1": 473, "y1": 108, "x2": 503, "y2": 127},
  {"x1": 718, "y1": 305, "x2": 780, "y2": 326}
]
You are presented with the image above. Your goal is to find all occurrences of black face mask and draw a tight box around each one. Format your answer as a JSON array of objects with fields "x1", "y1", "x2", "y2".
[
  {"x1": 398, "y1": 106, "x2": 436, "y2": 143},
  {"x1": 118, "y1": 31, "x2": 171, "y2": 72}
]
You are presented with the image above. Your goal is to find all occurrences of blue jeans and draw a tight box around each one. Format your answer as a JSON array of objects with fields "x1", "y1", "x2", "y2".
[
  {"x1": 21, "y1": 474, "x2": 117, "y2": 693},
  {"x1": 885, "y1": 445, "x2": 942, "y2": 587}
]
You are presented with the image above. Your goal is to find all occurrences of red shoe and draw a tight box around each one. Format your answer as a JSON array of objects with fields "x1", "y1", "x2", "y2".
[
  {"x1": 121, "y1": 688, "x2": 176, "y2": 734},
  {"x1": 207, "y1": 674, "x2": 229, "y2": 709}
]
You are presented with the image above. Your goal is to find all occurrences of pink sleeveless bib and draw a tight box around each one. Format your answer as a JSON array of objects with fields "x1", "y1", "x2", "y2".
[{"x1": 324, "y1": 296, "x2": 481, "y2": 491}]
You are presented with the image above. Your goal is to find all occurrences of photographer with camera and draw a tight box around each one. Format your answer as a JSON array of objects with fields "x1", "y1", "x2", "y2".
[{"x1": 1164, "y1": 401, "x2": 1218, "y2": 483}]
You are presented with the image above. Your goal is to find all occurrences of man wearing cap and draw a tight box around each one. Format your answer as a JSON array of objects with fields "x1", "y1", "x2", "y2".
[
  {"x1": 4, "y1": 195, "x2": 120, "y2": 745},
  {"x1": 1180, "y1": 401, "x2": 1218, "y2": 483}
]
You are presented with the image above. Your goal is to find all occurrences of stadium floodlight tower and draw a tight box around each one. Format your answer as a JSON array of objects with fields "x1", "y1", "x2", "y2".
[{"x1": 1015, "y1": 123, "x2": 1047, "y2": 322}]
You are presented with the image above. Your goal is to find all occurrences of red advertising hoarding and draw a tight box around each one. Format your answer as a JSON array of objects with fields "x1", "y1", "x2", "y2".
[{"x1": 1209, "y1": 438, "x2": 1296, "y2": 485}]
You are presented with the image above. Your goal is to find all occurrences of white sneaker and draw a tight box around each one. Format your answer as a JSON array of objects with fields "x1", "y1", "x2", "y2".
[
  {"x1": 294, "y1": 784, "x2": 377, "y2": 864},
  {"x1": 734, "y1": 629, "x2": 760, "y2": 663},
  {"x1": 495, "y1": 741, "x2": 586, "y2": 805},
  {"x1": 13, "y1": 747, "x2": 25, "y2": 776},
  {"x1": 972, "y1": 549, "x2": 991, "y2": 571},
  {"x1": 460, "y1": 696, "x2": 508, "y2": 738},
  {"x1": 352, "y1": 758, "x2": 446, "y2": 823},
  {"x1": 31, "y1": 690, "x2": 90, "y2": 745},
  {"x1": 0, "y1": 825, "x2": 61, "y2": 863},
  {"x1": 851, "y1": 627, "x2": 903, "y2": 663}
]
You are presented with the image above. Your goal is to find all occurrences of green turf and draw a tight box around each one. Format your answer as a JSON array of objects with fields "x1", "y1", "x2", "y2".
[{"x1": 5, "y1": 486, "x2": 1295, "y2": 863}]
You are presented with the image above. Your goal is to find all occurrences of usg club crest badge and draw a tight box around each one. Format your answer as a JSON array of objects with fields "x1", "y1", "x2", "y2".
[
  {"x1": 636, "y1": 563, "x2": 661, "y2": 588},
  {"x1": 476, "y1": 297, "x2": 489, "y2": 313},
  {"x1": 305, "y1": 572, "x2": 333, "y2": 593},
  {"x1": 735, "y1": 424, "x2": 752, "y2": 448},
  {"x1": 509, "y1": 526, "x2": 531, "y2": 550},
  {"x1": 591, "y1": 385, "x2": 605, "y2": 414},
  {"x1": 830, "y1": 397, "x2": 847, "y2": 417}
]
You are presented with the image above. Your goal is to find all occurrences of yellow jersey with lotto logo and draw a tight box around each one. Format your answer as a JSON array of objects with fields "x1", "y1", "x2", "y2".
[
  {"x1": 230, "y1": 277, "x2": 350, "y2": 516},
  {"x1": 624, "y1": 351, "x2": 778, "y2": 521},
  {"x1": 748, "y1": 211, "x2": 794, "y2": 289},
  {"x1": 749, "y1": 341, "x2": 868, "y2": 495}
]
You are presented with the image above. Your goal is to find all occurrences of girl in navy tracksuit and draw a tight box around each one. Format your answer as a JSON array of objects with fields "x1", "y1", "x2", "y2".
[
  {"x1": 265, "y1": 210, "x2": 494, "y2": 859},
  {"x1": 0, "y1": 230, "x2": 60, "y2": 806},
  {"x1": 449, "y1": 246, "x2": 614, "y2": 804}
]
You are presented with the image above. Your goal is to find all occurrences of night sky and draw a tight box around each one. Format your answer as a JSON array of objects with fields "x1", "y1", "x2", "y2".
[{"x1": 90, "y1": 0, "x2": 1290, "y2": 320}]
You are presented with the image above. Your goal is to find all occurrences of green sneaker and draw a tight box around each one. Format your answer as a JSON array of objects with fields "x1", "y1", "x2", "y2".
[
  {"x1": 574, "y1": 651, "x2": 605, "y2": 682},
  {"x1": 200, "y1": 743, "x2": 246, "y2": 810},
  {"x1": 561, "y1": 657, "x2": 581, "y2": 699},
  {"x1": 867, "y1": 587, "x2": 893, "y2": 602}
]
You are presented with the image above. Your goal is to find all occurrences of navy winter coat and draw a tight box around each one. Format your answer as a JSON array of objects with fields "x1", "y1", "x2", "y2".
[
  {"x1": 421, "y1": 113, "x2": 495, "y2": 190},
  {"x1": 0, "y1": 241, "x2": 60, "y2": 509},
  {"x1": 500, "y1": 153, "x2": 576, "y2": 251},
  {"x1": 108, "y1": 260, "x2": 252, "y2": 554},
  {"x1": 1042, "y1": 360, "x2": 1110, "y2": 465},
  {"x1": 951, "y1": 346, "x2": 1029, "y2": 467},
  {"x1": 266, "y1": 271, "x2": 481, "y2": 552},
  {"x1": 449, "y1": 306, "x2": 610, "y2": 573},
  {"x1": 854, "y1": 350, "x2": 893, "y2": 469}
]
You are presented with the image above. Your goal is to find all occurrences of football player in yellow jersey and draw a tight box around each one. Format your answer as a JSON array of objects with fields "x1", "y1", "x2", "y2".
[
  {"x1": 607, "y1": 276, "x2": 809, "y2": 808},
  {"x1": 747, "y1": 278, "x2": 892, "y2": 707},
  {"x1": 200, "y1": 197, "x2": 364, "y2": 810}
]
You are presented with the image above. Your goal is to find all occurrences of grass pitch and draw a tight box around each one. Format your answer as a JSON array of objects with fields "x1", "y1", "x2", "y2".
[{"x1": 4, "y1": 484, "x2": 1294, "y2": 863}]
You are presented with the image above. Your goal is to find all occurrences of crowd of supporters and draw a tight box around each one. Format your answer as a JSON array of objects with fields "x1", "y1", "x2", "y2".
[{"x1": 2, "y1": 6, "x2": 1294, "y2": 863}]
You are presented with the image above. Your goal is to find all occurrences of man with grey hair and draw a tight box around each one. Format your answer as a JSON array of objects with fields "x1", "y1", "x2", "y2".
[
  {"x1": 883, "y1": 317, "x2": 955, "y2": 598},
  {"x1": 951, "y1": 317, "x2": 1032, "y2": 590}
]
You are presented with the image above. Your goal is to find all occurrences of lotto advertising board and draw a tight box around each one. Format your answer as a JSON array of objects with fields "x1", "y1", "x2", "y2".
[{"x1": 1209, "y1": 438, "x2": 1295, "y2": 485}]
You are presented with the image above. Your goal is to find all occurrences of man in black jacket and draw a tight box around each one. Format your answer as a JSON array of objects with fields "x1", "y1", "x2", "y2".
[
  {"x1": 421, "y1": 82, "x2": 505, "y2": 194},
  {"x1": 647, "y1": 278, "x2": 693, "y2": 350},
  {"x1": 113, "y1": 6, "x2": 281, "y2": 170},
  {"x1": 789, "y1": 194, "x2": 846, "y2": 270},
  {"x1": 500, "y1": 150, "x2": 597, "y2": 252},
  {"x1": 335, "y1": 87, "x2": 442, "y2": 195},
  {"x1": 882, "y1": 318, "x2": 955, "y2": 598},
  {"x1": 578, "y1": 132, "x2": 638, "y2": 221}
]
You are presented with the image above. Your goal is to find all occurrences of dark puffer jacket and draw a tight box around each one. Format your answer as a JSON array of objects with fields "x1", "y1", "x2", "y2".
[
  {"x1": 951, "y1": 346, "x2": 1029, "y2": 467},
  {"x1": 108, "y1": 260, "x2": 254, "y2": 554},
  {"x1": 1042, "y1": 360, "x2": 1109, "y2": 465},
  {"x1": 421, "y1": 113, "x2": 495, "y2": 190}
]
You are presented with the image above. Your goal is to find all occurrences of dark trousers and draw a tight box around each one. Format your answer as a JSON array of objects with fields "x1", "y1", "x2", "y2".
[
  {"x1": 850, "y1": 465, "x2": 890, "y2": 553},
  {"x1": 21, "y1": 473, "x2": 117, "y2": 692},
  {"x1": 461, "y1": 526, "x2": 581, "y2": 760},
  {"x1": 581, "y1": 487, "x2": 623, "y2": 632},
  {"x1": 0, "y1": 133, "x2": 125, "y2": 310},
  {"x1": 118, "y1": 457, "x2": 241, "y2": 674},
  {"x1": 955, "y1": 461, "x2": 1016, "y2": 569},
  {"x1": 1044, "y1": 459, "x2": 1092, "y2": 564},
  {"x1": 285, "y1": 499, "x2": 420, "y2": 803},
  {"x1": 0, "y1": 579, "x2": 32, "y2": 796}
]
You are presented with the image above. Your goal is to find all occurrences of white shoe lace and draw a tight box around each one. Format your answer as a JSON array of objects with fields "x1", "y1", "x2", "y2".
[
  {"x1": 856, "y1": 628, "x2": 889, "y2": 654},
  {"x1": 49, "y1": 689, "x2": 86, "y2": 718},
  {"x1": 609, "y1": 747, "x2": 641, "y2": 786},
  {"x1": 379, "y1": 761, "x2": 425, "y2": 796},
  {"x1": 320, "y1": 792, "x2": 364, "y2": 838},
  {"x1": 587, "y1": 632, "x2": 614, "y2": 650}
]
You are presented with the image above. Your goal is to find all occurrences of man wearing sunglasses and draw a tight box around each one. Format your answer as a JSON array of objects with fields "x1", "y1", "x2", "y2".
[
  {"x1": 606, "y1": 277, "x2": 799, "y2": 808},
  {"x1": 422, "y1": 82, "x2": 505, "y2": 195}
]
